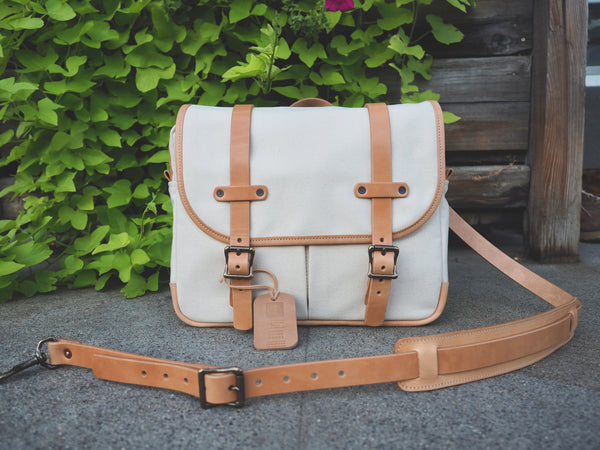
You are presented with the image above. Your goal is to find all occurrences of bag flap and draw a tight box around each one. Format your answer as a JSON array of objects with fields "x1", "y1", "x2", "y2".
[{"x1": 170, "y1": 101, "x2": 445, "y2": 246}]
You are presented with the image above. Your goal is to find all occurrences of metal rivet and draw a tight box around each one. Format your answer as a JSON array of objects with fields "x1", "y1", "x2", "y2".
[
  {"x1": 256, "y1": 188, "x2": 264, "y2": 197},
  {"x1": 64, "y1": 349, "x2": 72, "y2": 359},
  {"x1": 358, "y1": 186, "x2": 366, "y2": 195},
  {"x1": 398, "y1": 186, "x2": 407, "y2": 195},
  {"x1": 216, "y1": 189, "x2": 224, "y2": 198}
]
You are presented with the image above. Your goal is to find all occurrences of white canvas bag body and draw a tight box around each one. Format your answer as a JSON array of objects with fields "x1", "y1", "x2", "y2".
[{"x1": 167, "y1": 100, "x2": 448, "y2": 329}]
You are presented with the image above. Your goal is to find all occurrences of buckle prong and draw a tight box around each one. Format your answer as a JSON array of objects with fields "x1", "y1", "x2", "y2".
[
  {"x1": 198, "y1": 367, "x2": 245, "y2": 408},
  {"x1": 368, "y1": 245, "x2": 399, "y2": 279}
]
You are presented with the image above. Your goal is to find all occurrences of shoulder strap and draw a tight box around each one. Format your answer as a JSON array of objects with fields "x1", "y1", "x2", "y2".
[{"x1": 43, "y1": 209, "x2": 580, "y2": 407}]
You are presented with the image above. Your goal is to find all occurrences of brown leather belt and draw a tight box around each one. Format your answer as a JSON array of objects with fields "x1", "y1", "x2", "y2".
[{"x1": 23, "y1": 208, "x2": 578, "y2": 408}]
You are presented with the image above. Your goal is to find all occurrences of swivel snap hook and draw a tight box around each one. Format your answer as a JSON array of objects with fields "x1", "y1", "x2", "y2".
[{"x1": 0, "y1": 337, "x2": 57, "y2": 382}]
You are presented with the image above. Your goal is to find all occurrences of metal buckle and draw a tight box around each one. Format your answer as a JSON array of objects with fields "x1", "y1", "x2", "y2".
[
  {"x1": 223, "y1": 246, "x2": 255, "y2": 280},
  {"x1": 198, "y1": 367, "x2": 245, "y2": 409},
  {"x1": 368, "y1": 245, "x2": 399, "y2": 279}
]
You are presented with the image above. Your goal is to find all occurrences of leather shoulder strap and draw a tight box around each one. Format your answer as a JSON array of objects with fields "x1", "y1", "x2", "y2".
[{"x1": 44, "y1": 208, "x2": 580, "y2": 406}]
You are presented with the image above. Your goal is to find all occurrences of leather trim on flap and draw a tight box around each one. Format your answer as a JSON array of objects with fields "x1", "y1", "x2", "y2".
[{"x1": 173, "y1": 101, "x2": 445, "y2": 247}]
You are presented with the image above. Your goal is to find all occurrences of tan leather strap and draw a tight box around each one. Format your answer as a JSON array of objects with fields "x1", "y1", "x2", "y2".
[
  {"x1": 227, "y1": 105, "x2": 254, "y2": 330},
  {"x1": 363, "y1": 103, "x2": 397, "y2": 326},
  {"x1": 44, "y1": 207, "x2": 579, "y2": 406}
]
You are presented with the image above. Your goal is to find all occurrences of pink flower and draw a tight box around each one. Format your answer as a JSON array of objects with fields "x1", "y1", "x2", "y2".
[{"x1": 325, "y1": 0, "x2": 354, "y2": 12}]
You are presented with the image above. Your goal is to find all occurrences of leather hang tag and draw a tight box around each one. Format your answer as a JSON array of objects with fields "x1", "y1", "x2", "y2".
[{"x1": 253, "y1": 293, "x2": 298, "y2": 350}]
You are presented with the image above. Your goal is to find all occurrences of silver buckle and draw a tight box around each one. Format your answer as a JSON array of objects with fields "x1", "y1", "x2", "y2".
[
  {"x1": 368, "y1": 245, "x2": 399, "y2": 279},
  {"x1": 223, "y1": 246, "x2": 255, "y2": 280},
  {"x1": 198, "y1": 367, "x2": 245, "y2": 408}
]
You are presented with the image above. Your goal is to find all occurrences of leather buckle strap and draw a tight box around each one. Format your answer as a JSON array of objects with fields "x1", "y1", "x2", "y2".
[
  {"x1": 368, "y1": 245, "x2": 399, "y2": 279},
  {"x1": 223, "y1": 246, "x2": 255, "y2": 280},
  {"x1": 198, "y1": 367, "x2": 245, "y2": 408}
]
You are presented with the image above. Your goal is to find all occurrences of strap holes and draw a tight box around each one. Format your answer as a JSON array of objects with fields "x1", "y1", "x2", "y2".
[
  {"x1": 358, "y1": 186, "x2": 366, "y2": 195},
  {"x1": 381, "y1": 266, "x2": 386, "y2": 270},
  {"x1": 163, "y1": 373, "x2": 169, "y2": 380},
  {"x1": 141, "y1": 370, "x2": 147, "y2": 377},
  {"x1": 235, "y1": 265, "x2": 240, "y2": 270},
  {"x1": 311, "y1": 373, "x2": 318, "y2": 380},
  {"x1": 376, "y1": 291, "x2": 382, "y2": 295},
  {"x1": 379, "y1": 238, "x2": 384, "y2": 243},
  {"x1": 183, "y1": 378, "x2": 189, "y2": 384},
  {"x1": 378, "y1": 279, "x2": 383, "y2": 283},
  {"x1": 255, "y1": 379, "x2": 262, "y2": 386},
  {"x1": 338, "y1": 370, "x2": 345, "y2": 377},
  {"x1": 236, "y1": 251, "x2": 241, "y2": 256},
  {"x1": 63, "y1": 349, "x2": 72, "y2": 359},
  {"x1": 381, "y1": 250, "x2": 387, "y2": 256},
  {"x1": 283, "y1": 376, "x2": 290, "y2": 383},
  {"x1": 237, "y1": 238, "x2": 242, "y2": 243}
]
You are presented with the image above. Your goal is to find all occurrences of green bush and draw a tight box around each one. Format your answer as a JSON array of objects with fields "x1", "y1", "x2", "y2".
[{"x1": 0, "y1": 0, "x2": 472, "y2": 300}]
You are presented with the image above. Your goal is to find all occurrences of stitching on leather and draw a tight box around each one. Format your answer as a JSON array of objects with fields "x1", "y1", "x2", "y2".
[
  {"x1": 396, "y1": 304, "x2": 574, "y2": 346},
  {"x1": 174, "y1": 103, "x2": 446, "y2": 245},
  {"x1": 399, "y1": 348, "x2": 558, "y2": 390}
]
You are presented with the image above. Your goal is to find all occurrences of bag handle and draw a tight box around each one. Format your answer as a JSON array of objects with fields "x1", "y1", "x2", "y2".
[
  {"x1": 38, "y1": 210, "x2": 579, "y2": 407},
  {"x1": 290, "y1": 98, "x2": 333, "y2": 107}
]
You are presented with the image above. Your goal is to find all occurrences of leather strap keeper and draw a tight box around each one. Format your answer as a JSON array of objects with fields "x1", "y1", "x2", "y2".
[
  {"x1": 214, "y1": 185, "x2": 268, "y2": 202},
  {"x1": 354, "y1": 182, "x2": 409, "y2": 198}
]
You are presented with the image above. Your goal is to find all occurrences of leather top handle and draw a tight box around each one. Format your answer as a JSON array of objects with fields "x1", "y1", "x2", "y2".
[{"x1": 290, "y1": 98, "x2": 333, "y2": 107}]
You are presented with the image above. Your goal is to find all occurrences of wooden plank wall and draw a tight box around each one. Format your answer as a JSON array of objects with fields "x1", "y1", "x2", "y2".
[{"x1": 383, "y1": 0, "x2": 534, "y2": 225}]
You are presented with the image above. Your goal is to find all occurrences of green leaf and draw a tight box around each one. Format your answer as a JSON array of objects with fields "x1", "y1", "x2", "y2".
[
  {"x1": 272, "y1": 84, "x2": 318, "y2": 100},
  {"x1": 55, "y1": 171, "x2": 76, "y2": 192},
  {"x1": 34, "y1": 270, "x2": 58, "y2": 293},
  {"x1": 113, "y1": 252, "x2": 132, "y2": 282},
  {"x1": 388, "y1": 34, "x2": 425, "y2": 59},
  {"x1": 131, "y1": 248, "x2": 150, "y2": 266},
  {"x1": 135, "y1": 65, "x2": 176, "y2": 92},
  {"x1": 71, "y1": 270, "x2": 97, "y2": 289},
  {"x1": 46, "y1": 0, "x2": 76, "y2": 21},
  {"x1": 104, "y1": 179, "x2": 132, "y2": 207},
  {"x1": 0, "y1": 261, "x2": 25, "y2": 276},
  {"x1": 12, "y1": 241, "x2": 53, "y2": 266},
  {"x1": 229, "y1": 0, "x2": 253, "y2": 23},
  {"x1": 426, "y1": 14, "x2": 464, "y2": 45},
  {"x1": 73, "y1": 226, "x2": 110, "y2": 254},
  {"x1": 37, "y1": 98, "x2": 62, "y2": 126},
  {"x1": 445, "y1": 0, "x2": 469, "y2": 13},
  {"x1": 376, "y1": 6, "x2": 412, "y2": 31},
  {"x1": 62, "y1": 255, "x2": 84, "y2": 275},
  {"x1": 320, "y1": 66, "x2": 345, "y2": 85},
  {"x1": 8, "y1": 17, "x2": 44, "y2": 30},
  {"x1": 126, "y1": 44, "x2": 174, "y2": 69},
  {"x1": 443, "y1": 111, "x2": 461, "y2": 124},
  {"x1": 132, "y1": 183, "x2": 149, "y2": 199},
  {"x1": 92, "y1": 232, "x2": 131, "y2": 255},
  {"x1": 291, "y1": 39, "x2": 327, "y2": 68},
  {"x1": 121, "y1": 272, "x2": 147, "y2": 298},
  {"x1": 97, "y1": 128, "x2": 121, "y2": 148},
  {"x1": 330, "y1": 35, "x2": 364, "y2": 56}
]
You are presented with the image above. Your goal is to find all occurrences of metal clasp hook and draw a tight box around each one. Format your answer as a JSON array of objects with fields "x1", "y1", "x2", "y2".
[{"x1": 0, "y1": 337, "x2": 58, "y2": 382}]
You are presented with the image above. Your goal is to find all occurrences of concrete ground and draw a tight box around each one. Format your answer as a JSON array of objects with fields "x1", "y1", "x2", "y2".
[{"x1": 1, "y1": 229, "x2": 599, "y2": 449}]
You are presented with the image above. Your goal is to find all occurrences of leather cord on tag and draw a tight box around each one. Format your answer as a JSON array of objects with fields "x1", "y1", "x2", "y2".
[{"x1": 220, "y1": 269, "x2": 280, "y2": 301}]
